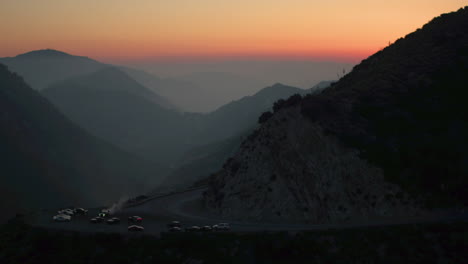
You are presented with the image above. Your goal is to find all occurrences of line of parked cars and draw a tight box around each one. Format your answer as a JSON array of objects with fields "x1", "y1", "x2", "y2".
[
  {"x1": 167, "y1": 221, "x2": 230, "y2": 232},
  {"x1": 53, "y1": 209, "x2": 231, "y2": 233},
  {"x1": 89, "y1": 209, "x2": 145, "y2": 231},
  {"x1": 53, "y1": 207, "x2": 88, "y2": 222}
]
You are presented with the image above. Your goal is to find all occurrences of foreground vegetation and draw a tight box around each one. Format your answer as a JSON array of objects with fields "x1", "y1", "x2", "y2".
[{"x1": 1, "y1": 217, "x2": 466, "y2": 264}]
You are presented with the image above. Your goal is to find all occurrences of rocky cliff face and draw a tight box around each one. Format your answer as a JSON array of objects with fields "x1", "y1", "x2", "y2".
[
  {"x1": 204, "y1": 7, "x2": 468, "y2": 223},
  {"x1": 204, "y1": 107, "x2": 418, "y2": 223}
]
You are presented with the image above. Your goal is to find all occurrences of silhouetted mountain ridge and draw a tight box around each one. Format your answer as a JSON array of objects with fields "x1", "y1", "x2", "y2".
[
  {"x1": 205, "y1": 7, "x2": 468, "y2": 223},
  {"x1": 15, "y1": 49, "x2": 76, "y2": 58}
]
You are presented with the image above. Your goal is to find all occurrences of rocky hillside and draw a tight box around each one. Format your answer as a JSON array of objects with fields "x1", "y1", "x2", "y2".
[{"x1": 204, "y1": 7, "x2": 468, "y2": 223}]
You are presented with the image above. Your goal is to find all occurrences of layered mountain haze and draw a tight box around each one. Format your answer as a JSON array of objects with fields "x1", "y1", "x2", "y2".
[
  {"x1": 175, "y1": 71, "x2": 266, "y2": 112},
  {"x1": 132, "y1": 60, "x2": 354, "y2": 112},
  {"x1": 1, "y1": 47, "x2": 374, "y2": 204},
  {"x1": 121, "y1": 67, "x2": 213, "y2": 113},
  {"x1": 0, "y1": 64, "x2": 161, "y2": 222},
  {"x1": 42, "y1": 67, "x2": 188, "y2": 164},
  {"x1": 204, "y1": 7, "x2": 468, "y2": 223},
  {"x1": 0, "y1": 49, "x2": 308, "y2": 170},
  {"x1": 45, "y1": 67, "x2": 175, "y2": 108},
  {"x1": 42, "y1": 63, "x2": 307, "y2": 168}
]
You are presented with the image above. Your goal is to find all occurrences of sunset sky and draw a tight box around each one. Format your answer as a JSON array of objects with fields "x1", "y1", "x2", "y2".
[{"x1": 1, "y1": 0, "x2": 466, "y2": 63}]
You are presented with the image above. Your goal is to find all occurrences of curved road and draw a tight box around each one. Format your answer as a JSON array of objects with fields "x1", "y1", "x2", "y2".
[{"x1": 30, "y1": 187, "x2": 468, "y2": 235}]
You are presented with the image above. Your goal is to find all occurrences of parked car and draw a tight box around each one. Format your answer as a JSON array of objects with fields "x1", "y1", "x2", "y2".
[
  {"x1": 128, "y1": 225, "x2": 144, "y2": 232},
  {"x1": 169, "y1": 226, "x2": 182, "y2": 232},
  {"x1": 167, "y1": 221, "x2": 181, "y2": 228},
  {"x1": 74, "y1": 208, "x2": 88, "y2": 215},
  {"x1": 185, "y1": 226, "x2": 201, "y2": 232},
  {"x1": 98, "y1": 212, "x2": 108, "y2": 218},
  {"x1": 90, "y1": 217, "x2": 104, "y2": 223},
  {"x1": 213, "y1": 223, "x2": 231, "y2": 231},
  {"x1": 106, "y1": 217, "x2": 120, "y2": 225},
  {"x1": 201, "y1": 225, "x2": 213, "y2": 231},
  {"x1": 128, "y1": 216, "x2": 143, "y2": 223},
  {"x1": 58, "y1": 209, "x2": 74, "y2": 216},
  {"x1": 53, "y1": 214, "x2": 71, "y2": 222}
]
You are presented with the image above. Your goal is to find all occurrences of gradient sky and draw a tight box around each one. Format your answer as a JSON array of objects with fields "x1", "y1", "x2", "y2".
[{"x1": 1, "y1": 0, "x2": 466, "y2": 63}]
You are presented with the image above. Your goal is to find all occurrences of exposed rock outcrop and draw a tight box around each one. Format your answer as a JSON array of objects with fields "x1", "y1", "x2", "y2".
[{"x1": 204, "y1": 107, "x2": 418, "y2": 223}]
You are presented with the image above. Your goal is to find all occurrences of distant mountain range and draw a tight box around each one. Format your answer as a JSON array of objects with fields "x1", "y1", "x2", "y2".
[
  {"x1": 204, "y1": 7, "x2": 468, "y2": 223},
  {"x1": 122, "y1": 68, "x2": 270, "y2": 113},
  {"x1": 0, "y1": 48, "x2": 333, "y2": 200},
  {"x1": 0, "y1": 63, "x2": 162, "y2": 222},
  {"x1": 0, "y1": 49, "x2": 106, "y2": 89},
  {"x1": 42, "y1": 66, "x2": 192, "y2": 164}
]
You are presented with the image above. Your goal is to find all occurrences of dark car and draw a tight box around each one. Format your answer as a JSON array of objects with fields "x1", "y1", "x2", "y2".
[
  {"x1": 201, "y1": 225, "x2": 212, "y2": 232},
  {"x1": 128, "y1": 216, "x2": 143, "y2": 223},
  {"x1": 90, "y1": 217, "x2": 104, "y2": 223},
  {"x1": 74, "y1": 208, "x2": 88, "y2": 215},
  {"x1": 185, "y1": 226, "x2": 201, "y2": 232},
  {"x1": 106, "y1": 217, "x2": 120, "y2": 224},
  {"x1": 167, "y1": 221, "x2": 181, "y2": 228},
  {"x1": 169, "y1": 226, "x2": 182, "y2": 232},
  {"x1": 128, "y1": 225, "x2": 144, "y2": 232}
]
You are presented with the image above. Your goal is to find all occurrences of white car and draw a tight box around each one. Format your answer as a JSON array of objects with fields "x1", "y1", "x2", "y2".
[
  {"x1": 53, "y1": 214, "x2": 71, "y2": 222},
  {"x1": 213, "y1": 223, "x2": 230, "y2": 231},
  {"x1": 128, "y1": 225, "x2": 144, "y2": 232}
]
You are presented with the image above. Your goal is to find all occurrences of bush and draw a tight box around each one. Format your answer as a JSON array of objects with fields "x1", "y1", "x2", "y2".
[
  {"x1": 273, "y1": 94, "x2": 302, "y2": 113},
  {"x1": 258, "y1": 111, "x2": 273, "y2": 124}
]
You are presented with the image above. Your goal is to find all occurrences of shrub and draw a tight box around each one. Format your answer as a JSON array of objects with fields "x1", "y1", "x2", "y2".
[{"x1": 258, "y1": 111, "x2": 273, "y2": 124}]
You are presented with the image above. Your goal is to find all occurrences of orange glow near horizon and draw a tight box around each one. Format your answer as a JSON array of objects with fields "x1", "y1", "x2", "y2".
[{"x1": 0, "y1": 0, "x2": 466, "y2": 63}]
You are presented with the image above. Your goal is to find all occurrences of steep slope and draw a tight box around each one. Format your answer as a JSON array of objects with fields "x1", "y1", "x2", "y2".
[
  {"x1": 121, "y1": 66, "x2": 210, "y2": 112},
  {"x1": 307, "y1": 80, "x2": 334, "y2": 94},
  {"x1": 42, "y1": 67, "x2": 192, "y2": 164},
  {"x1": 45, "y1": 67, "x2": 175, "y2": 109},
  {"x1": 0, "y1": 49, "x2": 106, "y2": 89},
  {"x1": 118, "y1": 66, "x2": 179, "y2": 110},
  {"x1": 162, "y1": 131, "x2": 251, "y2": 188},
  {"x1": 197, "y1": 83, "x2": 305, "y2": 142},
  {"x1": 204, "y1": 7, "x2": 468, "y2": 223},
  {"x1": 159, "y1": 84, "x2": 306, "y2": 186},
  {"x1": 0, "y1": 64, "x2": 160, "y2": 222}
]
